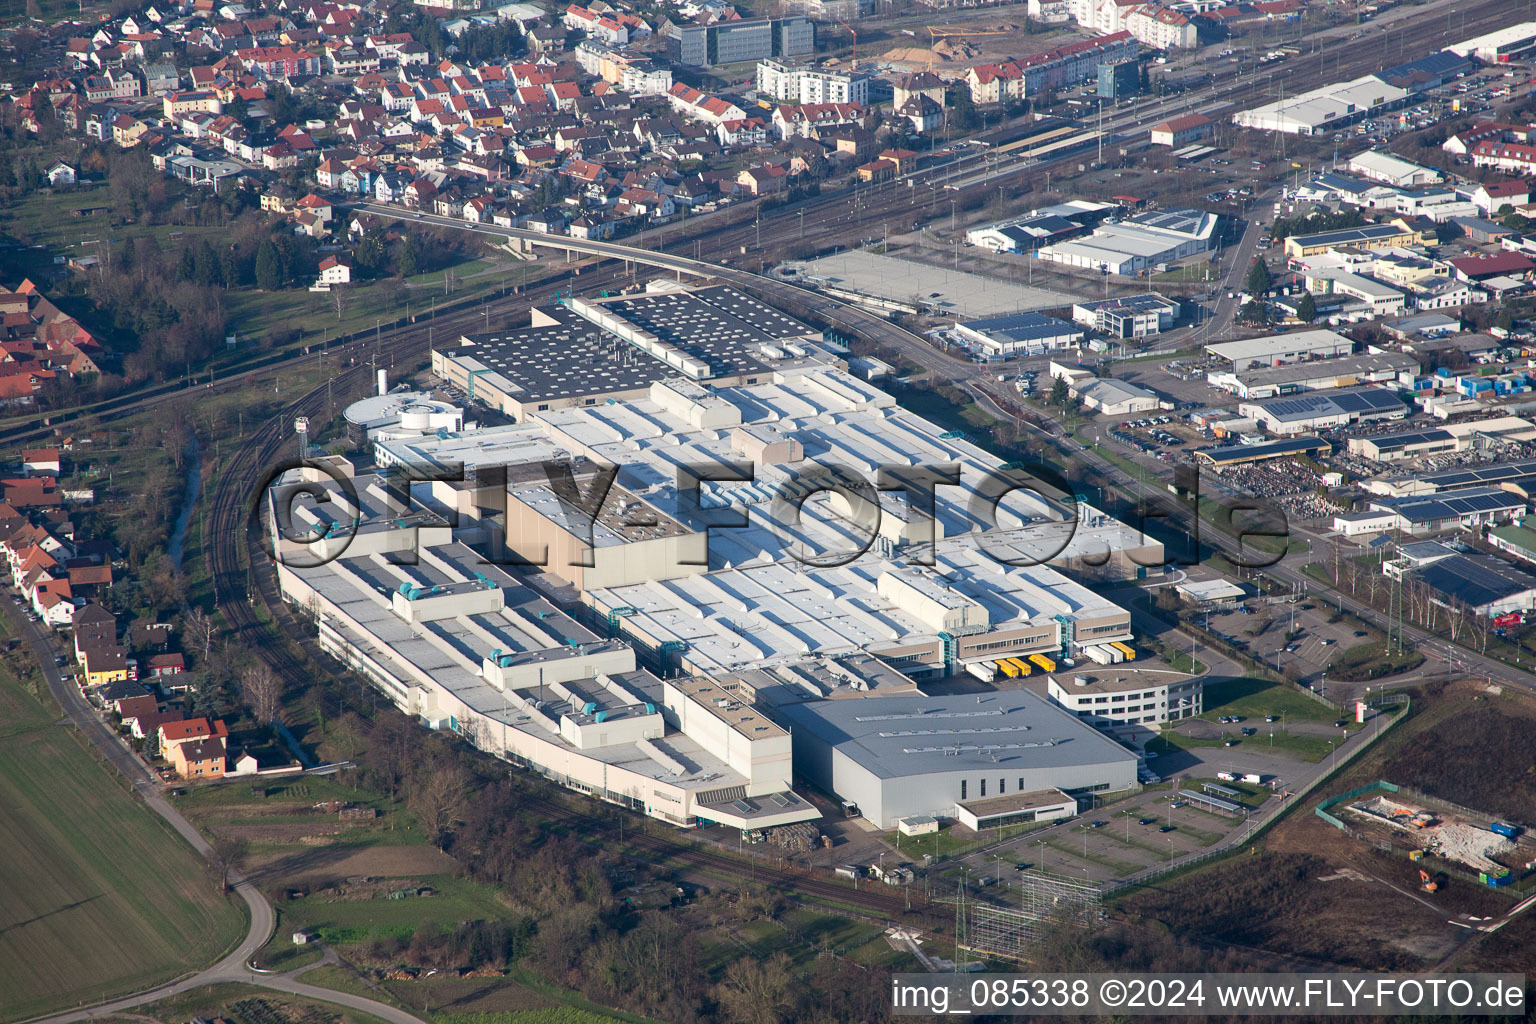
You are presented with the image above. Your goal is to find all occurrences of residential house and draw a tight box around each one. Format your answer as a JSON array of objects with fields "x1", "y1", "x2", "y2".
[{"x1": 167, "y1": 735, "x2": 227, "y2": 779}]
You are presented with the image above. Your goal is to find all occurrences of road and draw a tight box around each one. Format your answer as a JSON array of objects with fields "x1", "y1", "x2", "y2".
[{"x1": 5, "y1": 595, "x2": 424, "y2": 1024}]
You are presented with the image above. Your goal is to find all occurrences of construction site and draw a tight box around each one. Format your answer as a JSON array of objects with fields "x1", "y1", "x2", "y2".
[
  {"x1": 1319, "y1": 781, "x2": 1533, "y2": 888},
  {"x1": 877, "y1": 21, "x2": 1064, "y2": 73}
]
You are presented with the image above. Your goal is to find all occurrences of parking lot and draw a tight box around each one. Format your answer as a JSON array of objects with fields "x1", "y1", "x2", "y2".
[
  {"x1": 956, "y1": 737, "x2": 1305, "y2": 886},
  {"x1": 1194, "y1": 600, "x2": 1384, "y2": 693}
]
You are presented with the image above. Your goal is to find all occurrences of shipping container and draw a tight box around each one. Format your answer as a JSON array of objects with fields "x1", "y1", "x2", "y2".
[
  {"x1": 996, "y1": 659, "x2": 1022, "y2": 678},
  {"x1": 1490, "y1": 821, "x2": 1520, "y2": 839},
  {"x1": 968, "y1": 661, "x2": 998, "y2": 682},
  {"x1": 1110, "y1": 641, "x2": 1136, "y2": 661},
  {"x1": 1008, "y1": 657, "x2": 1034, "y2": 677},
  {"x1": 1028, "y1": 653, "x2": 1056, "y2": 673}
]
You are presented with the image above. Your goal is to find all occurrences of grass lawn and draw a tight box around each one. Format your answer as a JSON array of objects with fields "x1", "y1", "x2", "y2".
[
  {"x1": 1327, "y1": 641, "x2": 1425, "y2": 682},
  {"x1": 1196, "y1": 677, "x2": 1339, "y2": 726},
  {"x1": 0, "y1": 652, "x2": 246, "y2": 1023},
  {"x1": 1149, "y1": 726, "x2": 1346, "y2": 763},
  {"x1": 895, "y1": 386, "x2": 997, "y2": 436},
  {"x1": 278, "y1": 874, "x2": 513, "y2": 945},
  {"x1": 884, "y1": 819, "x2": 1051, "y2": 862}
]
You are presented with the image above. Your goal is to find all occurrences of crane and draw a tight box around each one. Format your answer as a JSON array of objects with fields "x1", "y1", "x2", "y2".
[{"x1": 837, "y1": 17, "x2": 857, "y2": 65}]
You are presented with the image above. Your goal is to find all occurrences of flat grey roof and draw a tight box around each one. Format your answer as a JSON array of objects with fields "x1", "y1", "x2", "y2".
[
  {"x1": 1232, "y1": 352, "x2": 1417, "y2": 386},
  {"x1": 773, "y1": 690, "x2": 1137, "y2": 780},
  {"x1": 453, "y1": 306, "x2": 661, "y2": 402},
  {"x1": 792, "y1": 250, "x2": 1078, "y2": 317},
  {"x1": 445, "y1": 285, "x2": 814, "y2": 404}
]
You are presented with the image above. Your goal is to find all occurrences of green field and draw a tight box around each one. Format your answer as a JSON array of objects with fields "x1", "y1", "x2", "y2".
[
  {"x1": 280, "y1": 875, "x2": 513, "y2": 945},
  {"x1": 0, "y1": 659, "x2": 245, "y2": 1022},
  {"x1": 1197, "y1": 677, "x2": 1341, "y2": 725}
]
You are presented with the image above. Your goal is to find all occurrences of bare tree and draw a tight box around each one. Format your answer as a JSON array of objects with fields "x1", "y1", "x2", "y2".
[
  {"x1": 185, "y1": 608, "x2": 217, "y2": 664},
  {"x1": 409, "y1": 760, "x2": 469, "y2": 849},
  {"x1": 240, "y1": 662, "x2": 284, "y2": 724},
  {"x1": 331, "y1": 283, "x2": 349, "y2": 320},
  {"x1": 209, "y1": 832, "x2": 248, "y2": 893},
  {"x1": 715, "y1": 952, "x2": 793, "y2": 1024}
]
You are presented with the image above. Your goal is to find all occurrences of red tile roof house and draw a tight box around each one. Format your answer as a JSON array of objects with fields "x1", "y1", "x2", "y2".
[
  {"x1": 146, "y1": 652, "x2": 185, "y2": 677},
  {"x1": 113, "y1": 692, "x2": 159, "y2": 727},
  {"x1": 158, "y1": 716, "x2": 228, "y2": 755},
  {"x1": 21, "y1": 447, "x2": 60, "y2": 476},
  {"x1": 169, "y1": 736, "x2": 227, "y2": 780}
]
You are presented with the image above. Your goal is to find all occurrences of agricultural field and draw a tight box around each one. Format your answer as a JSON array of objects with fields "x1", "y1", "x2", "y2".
[
  {"x1": 0, "y1": 657, "x2": 245, "y2": 1023},
  {"x1": 95, "y1": 983, "x2": 395, "y2": 1024}
]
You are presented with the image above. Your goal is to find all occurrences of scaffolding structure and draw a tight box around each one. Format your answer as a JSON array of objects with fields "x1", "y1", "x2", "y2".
[{"x1": 965, "y1": 872, "x2": 1102, "y2": 963}]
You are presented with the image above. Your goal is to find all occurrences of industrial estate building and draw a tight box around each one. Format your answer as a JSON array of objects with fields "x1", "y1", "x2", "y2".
[
  {"x1": 1045, "y1": 668, "x2": 1204, "y2": 735},
  {"x1": 1071, "y1": 294, "x2": 1180, "y2": 338},
  {"x1": 1205, "y1": 329, "x2": 1354, "y2": 371},
  {"x1": 1205, "y1": 352, "x2": 1418, "y2": 401},
  {"x1": 1232, "y1": 74, "x2": 1411, "y2": 136},
  {"x1": 431, "y1": 285, "x2": 829, "y2": 421},
  {"x1": 1035, "y1": 208, "x2": 1220, "y2": 276},
  {"x1": 773, "y1": 691, "x2": 1138, "y2": 829},
  {"x1": 280, "y1": 283, "x2": 1177, "y2": 833},
  {"x1": 950, "y1": 312, "x2": 1083, "y2": 358},
  {"x1": 1239, "y1": 387, "x2": 1407, "y2": 435}
]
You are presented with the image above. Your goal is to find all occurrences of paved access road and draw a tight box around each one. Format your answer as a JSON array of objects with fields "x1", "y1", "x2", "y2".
[{"x1": 4, "y1": 596, "x2": 423, "y2": 1024}]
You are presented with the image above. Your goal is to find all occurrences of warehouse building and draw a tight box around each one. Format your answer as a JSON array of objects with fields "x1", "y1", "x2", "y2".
[
  {"x1": 1075, "y1": 377, "x2": 1161, "y2": 416},
  {"x1": 950, "y1": 311, "x2": 1084, "y2": 358},
  {"x1": 385, "y1": 367, "x2": 1160, "y2": 680},
  {"x1": 1035, "y1": 208, "x2": 1220, "y2": 276},
  {"x1": 1365, "y1": 486, "x2": 1527, "y2": 534},
  {"x1": 1407, "y1": 552, "x2": 1536, "y2": 617},
  {"x1": 1447, "y1": 22, "x2": 1536, "y2": 63},
  {"x1": 1348, "y1": 428, "x2": 1459, "y2": 463},
  {"x1": 432, "y1": 284, "x2": 830, "y2": 421},
  {"x1": 1242, "y1": 390, "x2": 1406, "y2": 437},
  {"x1": 1368, "y1": 456, "x2": 1536, "y2": 498},
  {"x1": 964, "y1": 200, "x2": 1116, "y2": 254},
  {"x1": 1239, "y1": 387, "x2": 1407, "y2": 435},
  {"x1": 1346, "y1": 151, "x2": 1443, "y2": 188},
  {"x1": 1232, "y1": 75, "x2": 1410, "y2": 136},
  {"x1": 1206, "y1": 352, "x2": 1417, "y2": 400},
  {"x1": 772, "y1": 690, "x2": 1138, "y2": 828},
  {"x1": 1205, "y1": 329, "x2": 1354, "y2": 370}
]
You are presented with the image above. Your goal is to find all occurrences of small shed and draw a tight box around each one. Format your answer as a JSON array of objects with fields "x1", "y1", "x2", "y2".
[{"x1": 896, "y1": 814, "x2": 939, "y2": 836}]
